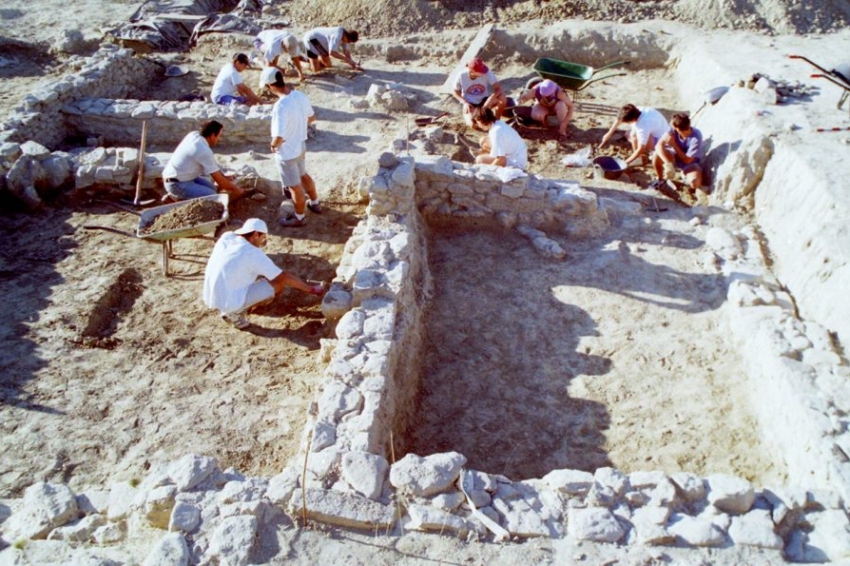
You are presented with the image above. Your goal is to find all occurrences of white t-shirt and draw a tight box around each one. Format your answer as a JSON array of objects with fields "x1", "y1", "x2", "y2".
[
  {"x1": 455, "y1": 69, "x2": 499, "y2": 106},
  {"x1": 489, "y1": 120, "x2": 528, "y2": 170},
  {"x1": 271, "y1": 90, "x2": 314, "y2": 160},
  {"x1": 257, "y1": 30, "x2": 304, "y2": 63},
  {"x1": 203, "y1": 232, "x2": 283, "y2": 314},
  {"x1": 632, "y1": 107, "x2": 669, "y2": 147},
  {"x1": 303, "y1": 27, "x2": 344, "y2": 53},
  {"x1": 162, "y1": 132, "x2": 219, "y2": 182},
  {"x1": 211, "y1": 63, "x2": 244, "y2": 102}
]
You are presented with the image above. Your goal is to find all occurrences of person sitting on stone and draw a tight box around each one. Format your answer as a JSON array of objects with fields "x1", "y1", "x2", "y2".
[
  {"x1": 203, "y1": 218, "x2": 325, "y2": 330},
  {"x1": 651, "y1": 112, "x2": 704, "y2": 191},
  {"x1": 302, "y1": 27, "x2": 362, "y2": 72},
  {"x1": 516, "y1": 79, "x2": 575, "y2": 140},
  {"x1": 473, "y1": 108, "x2": 528, "y2": 171},
  {"x1": 254, "y1": 30, "x2": 308, "y2": 82},
  {"x1": 599, "y1": 103, "x2": 669, "y2": 167},
  {"x1": 211, "y1": 53, "x2": 264, "y2": 106},
  {"x1": 161, "y1": 121, "x2": 246, "y2": 201},
  {"x1": 453, "y1": 57, "x2": 508, "y2": 128}
]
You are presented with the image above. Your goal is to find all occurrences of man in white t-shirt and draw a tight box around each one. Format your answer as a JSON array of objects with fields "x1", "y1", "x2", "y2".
[
  {"x1": 254, "y1": 30, "x2": 307, "y2": 81},
  {"x1": 203, "y1": 218, "x2": 325, "y2": 330},
  {"x1": 599, "y1": 103, "x2": 669, "y2": 166},
  {"x1": 162, "y1": 121, "x2": 246, "y2": 200},
  {"x1": 473, "y1": 108, "x2": 528, "y2": 170},
  {"x1": 262, "y1": 67, "x2": 322, "y2": 228},
  {"x1": 303, "y1": 27, "x2": 362, "y2": 72},
  {"x1": 453, "y1": 57, "x2": 508, "y2": 127},
  {"x1": 211, "y1": 53, "x2": 264, "y2": 106}
]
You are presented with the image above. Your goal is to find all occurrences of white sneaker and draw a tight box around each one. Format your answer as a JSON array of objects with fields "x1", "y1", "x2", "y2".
[{"x1": 222, "y1": 312, "x2": 249, "y2": 330}]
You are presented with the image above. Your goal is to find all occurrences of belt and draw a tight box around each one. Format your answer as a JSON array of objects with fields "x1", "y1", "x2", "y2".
[{"x1": 165, "y1": 178, "x2": 180, "y2": 183}]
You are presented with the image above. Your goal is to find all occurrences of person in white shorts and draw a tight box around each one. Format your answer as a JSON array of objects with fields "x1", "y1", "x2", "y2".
[
  {"x1": 254, "y1": 30, "x2": 308, "y2": 81},
  {"x1": 599, "y1": 103, "x2": 669, "y2": 166},
  {"x1": 262, "y1": 67, "x2": 322, "y2": 228},
  {"x1": 302, "y1": 27, "x2": 362, "y2": 72},
  {"x1": 473, "y1": 108, "x2": 528, "y2": 170},
  {"x1": 211, "y1": 53, "x2": 264, "y2": 106},
  {"x1": 203, "y1": 218, "x2": 325, "y2": 330}
]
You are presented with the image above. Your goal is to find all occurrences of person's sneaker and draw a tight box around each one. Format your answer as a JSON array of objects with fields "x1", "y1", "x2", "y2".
[
  {"x1": 222, "y1": 312, "x2": 250, "y2": 330},
  {"x1": 307, "y1": 202, "x2": 323, "y2": 214},
  {"x1": 279, "y1": 215, "x2": 306, "y2": 227},
  {"x1": 282, "y1": 187, "x2": 292, "y2": 200}
]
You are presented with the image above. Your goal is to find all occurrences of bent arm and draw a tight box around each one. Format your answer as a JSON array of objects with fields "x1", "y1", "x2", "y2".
[
  {"x1": 270, "y1": 271, "x2": 320, "y2": 295},
  {"x1": 331, "y1": 49, "x2": 361, "y2": 70},
  {"x1": 600, "y1": 119, "x2": 622, "y2": 147},
  {"x1": 210, "y1": 170, "x2": 242, "y2": 195},
  {"x1": 236, "y1": 83, "x2": 264, "y2": 105}
]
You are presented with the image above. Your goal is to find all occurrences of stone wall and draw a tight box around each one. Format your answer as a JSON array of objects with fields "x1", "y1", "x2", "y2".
[{"x1": 0, "y1": 45, "x2": 160, "y2": 149}]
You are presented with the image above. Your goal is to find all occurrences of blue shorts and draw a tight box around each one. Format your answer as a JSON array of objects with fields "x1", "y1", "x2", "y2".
[{"x1": 214, "y1": 95, "x2": 247, "y2": 106}]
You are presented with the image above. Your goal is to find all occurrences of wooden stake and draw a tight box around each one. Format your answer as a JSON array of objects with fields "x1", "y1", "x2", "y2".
[{"x1": 133, "y1": 121, "x2": 148, "y2": 205}]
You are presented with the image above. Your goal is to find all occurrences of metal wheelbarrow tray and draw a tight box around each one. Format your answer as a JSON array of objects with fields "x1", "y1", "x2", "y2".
[
  {"x1": 86, "y1": 194, "x2": 229, "y2": 276},
  {"x1": 532, "y1": 57, "x2": 630, "y2": 91}
]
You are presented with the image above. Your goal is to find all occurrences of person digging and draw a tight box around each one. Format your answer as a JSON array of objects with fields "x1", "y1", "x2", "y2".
[
  {"x1": 651, "y1": 112, "x2": 704, "y2": 193},
  {"x1": 203, "y1": 218, "x2": 325, "y2": 330}
]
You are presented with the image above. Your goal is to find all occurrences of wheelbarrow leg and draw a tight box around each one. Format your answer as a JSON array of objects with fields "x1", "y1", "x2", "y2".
[{"x1": 161, "y1": 240, "x2": 173, "y2": 276}]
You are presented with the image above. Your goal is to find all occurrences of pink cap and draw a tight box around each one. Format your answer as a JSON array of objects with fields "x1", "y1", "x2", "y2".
[{"x1": 538, "y1": 79, "x2": 558, "y2": 97}]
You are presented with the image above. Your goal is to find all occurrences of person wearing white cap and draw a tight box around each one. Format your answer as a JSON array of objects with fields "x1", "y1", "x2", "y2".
[
  {"x1": 261, "y1": 67, "x2": 322, "y2": 228},
  {"x1": 203, "y1": 218, "x2": 325, "y2": 330},
  {"x1": 253, "y1": 29, "x2": 308, "y2": 81},
  {"x1": 517, "y1": 79, "x2": 574, "y2": 139}
]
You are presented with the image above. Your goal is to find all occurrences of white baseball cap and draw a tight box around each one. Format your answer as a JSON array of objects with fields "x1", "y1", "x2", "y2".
[
  {"x1": 260, "y1": 66, "x2": 284, "y2": 87},
  {"x1": 234, "y1": 218, "x2": 268, "y2": 235}
]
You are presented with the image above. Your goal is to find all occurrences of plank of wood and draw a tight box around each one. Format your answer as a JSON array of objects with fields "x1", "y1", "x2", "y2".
[
  {"x1": 151, "y1": 14, "x2": 207, "y2": 22},
  {"x1": 441, "y1": 23, "x2": 495, "y2": 94}
]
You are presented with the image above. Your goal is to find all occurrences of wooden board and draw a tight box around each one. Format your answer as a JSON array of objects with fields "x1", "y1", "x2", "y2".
[{"x1": 441, "y1": 23, "x2": 495, "y2": 94}]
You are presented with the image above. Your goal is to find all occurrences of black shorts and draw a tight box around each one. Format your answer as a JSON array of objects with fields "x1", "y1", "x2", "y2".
[{"x1": 306, "y1": 38, "x2": 329, "y2": 59}]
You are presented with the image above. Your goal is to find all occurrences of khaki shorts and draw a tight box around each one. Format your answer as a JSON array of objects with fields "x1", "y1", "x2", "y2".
[
  {"x1": 275, "y1": 153, "x2": 306, "y2": 187},
  {"x1": 241, "y1": 278, "x2": 275, "y2": 311}
]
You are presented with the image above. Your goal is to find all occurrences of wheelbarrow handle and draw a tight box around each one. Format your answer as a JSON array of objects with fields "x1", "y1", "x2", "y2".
[
  {"x1": 592, "y1": 60, "x2": 631, "y2": 74},
  {"x1": 812, "y1": 74, "x2": 850, "y2": 92},
  {"x1": 577, "y1": 72, "x2": 629, "y2": 91},
  {"x1": 789, "y1": 54, "x2": 832, "y2": 75},
  {"x1": 83, "y1": 225, "x2": 137, "y2": 238}
]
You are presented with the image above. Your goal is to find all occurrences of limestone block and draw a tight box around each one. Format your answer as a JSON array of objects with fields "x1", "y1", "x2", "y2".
[
  {"x1": 594, "y1": 467, "x2": 628, "y2": 496},
  {"x1": 6, "y1": 155, "x2": 43, "y2": 207},
  {"x1": 218, "y1": 479, "x2": 268, "y2": 505},
  {"x1": 492, "y1": 494, "x2": 558, "y2": 538},
  {"x1": 728, "y1": 509, "x2": 783, "y2": 549},
  {"x1": 706, "y1": 474, "x2": 755, "y2": 515},
  {"x1": 667, "y1": 513, "x2": 726, "y2": 547},
  {"x1": 705, "y1": 227, "x2": 742, "y2": 260},
  {"x1": 39, "y1": 154, "x2": 72, "y2": 190},
  {"x1": 0, "y1": 142, "x2": 22, "y2": 163},
  {"x1": 106, "y1": 482, "x2": 136, "y2": 521},
  {"x1": 390, "y1": 452, "x2": 467, "y2": 497},
  {"x1": 207, "y1": 515, "x2": 257, "y2": 566},
  {"x1": 390, "y1": 159, "x2": 415, "y2": 189},
  {"x1": 318, "y1": 379, "x2": 363, "y2": 423},
  {"x1": 289, "y1": 488, "x2": 395, "y2": 530},
  {"x1": 567, "y1": 507, "x2": 625, "y2": 543},
  {"x1": 599, "y1": 197, "x2": 642, "y2": 216},
  {"x1": 76, "y1": 490, "x2": 109, "y2": 516},
  {"x1": 803, "y1": 509, "x2": 850, "y2": 561},
  {"x1": 543, "y1": 469, "x2": 594, "y2": 496},
  {"x1": 312, "y1": 421, "x2": 337, "y2": 452},
  {"x1": 266, "y1": 468, "x2": 300, "y2": 507},
  {"x1": 146, "y1": 485, "x2": 178, "y2": 530},
  {"x1": 168, "y1": 501, "x2": 200, "y2": 533},
  {"x1": 631, "y1": 506, "x2": 675, "y2": 545},
  {"x1": 530, "y1": 236, "x2": 566, "y2": 260},
  {"x1": 342, "y1": 451, "x2": 388, "y2": 501},
  {"x1": 46, "y1": 513, "x2": 106, "y2": 542},
  {"x1": 92, "y1": 521, "x2": 126, "y2": 544},
  {"x1": 219, "y1": 500, "x2": 262, "y2": 519},
  {"x1": 131, "y1": 102, "x2": 157, "y2": 119},
  {"x1": 3, "y1": 482, "x2": 79, "y2": 540},
  {"x1": 169, "y1": 454, "x2": 219, "y2": 492},
  {"x1": 20, "y1": 141, "x2": 50, "y2": 158},
  {"x1": 143, "y1": 532, "x2": 189, "y2": 566},
  {"x1": 406, "y1": 503, "x2": 467, "y2": 535},
  {"x1": 352, "y1": 240, "x2": 394, "y2": 270},
  {"x1": 670, "y1": 472, "x2": 705, "y2": 503},
  {"x1": 432, "y1": 491, "x2": 465, "y2": 512}
]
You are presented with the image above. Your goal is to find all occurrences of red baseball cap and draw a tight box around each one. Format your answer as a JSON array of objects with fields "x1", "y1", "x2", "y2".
[{"x1": 467, "y1": 57, "x2": 489, "y2": 74}]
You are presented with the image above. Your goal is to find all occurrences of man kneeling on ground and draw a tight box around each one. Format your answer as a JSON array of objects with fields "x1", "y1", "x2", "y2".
[
  {"x1": 203, "y1": 218, "x2": 325, "y2": 330},
  {"x1": 651, "y1": 112, "x2": 704, "y2": 191}
]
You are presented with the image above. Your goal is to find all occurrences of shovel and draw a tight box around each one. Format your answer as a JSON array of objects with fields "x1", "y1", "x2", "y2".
[
  {"x1": 414, "y1": 111, "x2": 449, "y2": 127},
  {"x1": 691, "y1": 86, "x2": 730, "y2": 120},
  {"x1": 122, "y1": 121, "x2": 156, "y2": 207}
]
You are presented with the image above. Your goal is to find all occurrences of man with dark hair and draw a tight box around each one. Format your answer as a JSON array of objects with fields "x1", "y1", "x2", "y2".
[
  {"x1": 162, "y1": 121, "x2": 246, "y2": 200},
  {"x1": 302, "y1": 27, "x2": 362, "y2": 72},
  {"x1": 472, "y1": 108, "x2": 528, "y2": 170},
  {"x1": 652, "y1": 112, "x2": 704, "y2": 191},
  {"x1": 261, "y1": 67, "x2": 322, "y2": 227},
  {"x1": 211, "y1": 53, "x2": 264, "y2": 106},
  {"x1": 203, "y1": 218, "x2": 325, "y2": 330},
  {"x1": 599, "y1": 103, "x2": 668, "y2": 166}
]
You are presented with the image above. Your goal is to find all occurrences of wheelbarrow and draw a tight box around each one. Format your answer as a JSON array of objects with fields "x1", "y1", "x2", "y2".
[
  {"x1": 789, "y1": 55, "x2": 850, "y2": 113},
  {"x1": 530, "y1": 57, "x2": 630, "y2": 93},
  {"x1": 84, "y1": 194, "x2": 229, "y2": 276}
]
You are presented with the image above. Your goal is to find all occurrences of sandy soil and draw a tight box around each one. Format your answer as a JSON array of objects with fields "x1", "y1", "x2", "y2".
[{"x1": 0, "y1": 0, "x2": 843, "y2": 562}]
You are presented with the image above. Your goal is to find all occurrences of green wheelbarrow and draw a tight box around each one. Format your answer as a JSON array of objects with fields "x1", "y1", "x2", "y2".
[{"x1": 530, "y1": 57, "x2": 630, "y2": 92}]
